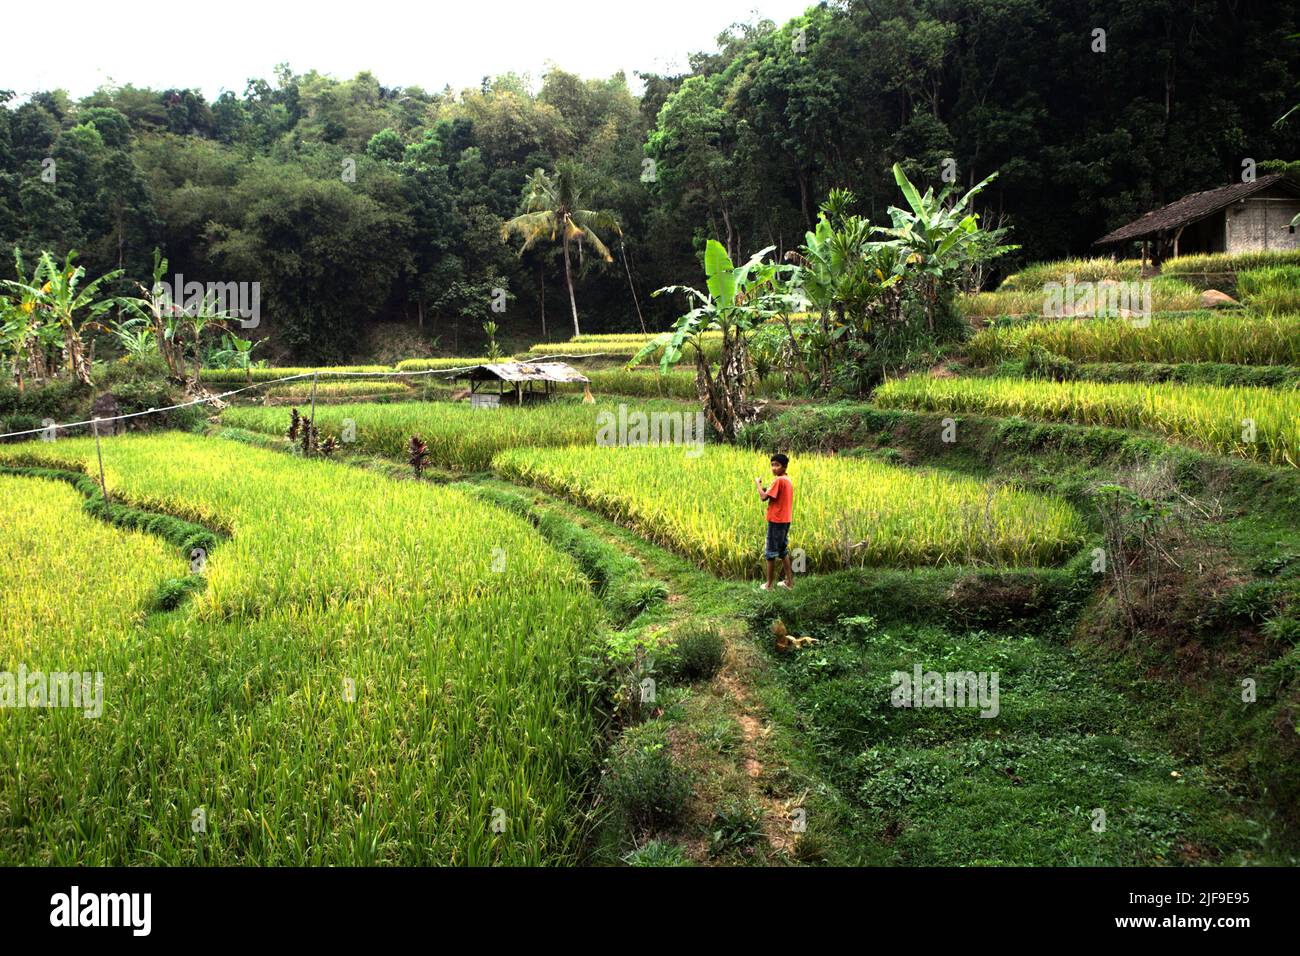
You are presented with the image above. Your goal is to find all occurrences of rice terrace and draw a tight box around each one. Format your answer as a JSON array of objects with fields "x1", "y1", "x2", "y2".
[{"x1": 0, "y1": 0, "x2": 1298, "y2": 923}]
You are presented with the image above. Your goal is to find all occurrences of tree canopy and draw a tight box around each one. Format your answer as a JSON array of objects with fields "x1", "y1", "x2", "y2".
[{"x1": 1, "y1": 0, "x2": 1296, "y2": 362}]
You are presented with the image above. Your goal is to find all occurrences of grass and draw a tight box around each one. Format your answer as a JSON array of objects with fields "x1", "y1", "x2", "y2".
[
  {"x1": 1237, "y1": 265, "x2": 1300, "y2": 314},
  {"x1": 479, "y1": 465, "x2": 1284, "y2": 865},
  {"x1": 746, "y1": 403, "x2": 1300, "y2": 855},
  {"x1": 968, "y1": 312, "x2": 1300, "y2": 366},
  {"x1": 0, "y1": 433, "x2": 603, "y2": 864},
  {"x1": 558, "y1": 367, "x2": 784, "y2": 399},
  {"x1": 492, "y1": 444, "x2": 1085, "y2": 577},
  {"x1": 996, "y1": 359, "x2": 1300, "y2": 391},
  {"x1": 874, "y1": 374, "x2": 1300, "y2": 466},
  {"x1": 221, "y1": 397, "x2": 693, "y2": 471},
  {"x1": 746, "y1": 608, "x2": 1261, "y2": 864}
]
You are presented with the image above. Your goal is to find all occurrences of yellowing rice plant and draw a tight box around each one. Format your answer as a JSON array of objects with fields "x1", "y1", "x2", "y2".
[
  {"x1": 0, "y1": 433, "x2": 602, "y2": 865},
  {"x1": 960, "y1": 277, "x2": 1202, "y2": 319},
  {"x1": 997, "y1": 258, "x2": 1145, "y2": 291},
  {"x1": 492, "y1": 444, "x2": 1085, "y2": 576},
  {"x1": 874, "y1": 374, "x2": 1300, "y2": 466},
  {"x1": 527, "y1": 335, "x2": 724, "y2": 361},
  {"x1": 968, "y1": 312, "x2": 1300, "y2": 366},
  {"x1": 199, "y1": 365, "x2": 395, "y2": 385},
  {"x1": 260, "y1": 380, "x2": 413, "y2": 400},
  {"x1": 1236, "y1": 266, "x2": 1300, "y2": 314},
  {"x1": 1160, "y1": 248, "x2": 1300, "y2": 277},
  {"x1": 0, "y1": 474, "x2": 184, "y2": 658},
  {"x1": 221, "y1": 398, "x2": 693, "y2": 471},
  {"x1": 393, "y1": 356, "x2": 495, "y2": 371},
  {"x1": 556, "y1": 367, "x2": 783, "y2": 399}
]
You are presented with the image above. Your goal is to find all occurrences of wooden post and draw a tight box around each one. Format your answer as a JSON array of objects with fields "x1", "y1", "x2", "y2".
[
  {"x1": 92, "y1": 417, "x2": 109, "y2": 503},
  {"x1": 309, "y1": 371, "x2": 318, "y2": 456}
]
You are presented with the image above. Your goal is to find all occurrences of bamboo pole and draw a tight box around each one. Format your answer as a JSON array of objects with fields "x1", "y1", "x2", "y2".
[{"x1": 92, "y1": 417, "x2": 109, "y2": 502}]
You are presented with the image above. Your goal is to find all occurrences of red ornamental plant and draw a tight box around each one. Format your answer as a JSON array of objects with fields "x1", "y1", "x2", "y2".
[{"x1": 408, "y1": 435, "x2": 429, "y2": 477}]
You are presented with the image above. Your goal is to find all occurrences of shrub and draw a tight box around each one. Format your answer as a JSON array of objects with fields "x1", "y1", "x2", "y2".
[
  {"x1": 151, "y1": 574, "x2": 206, "y2": 612},
  {"x1": 1022, "y1": 344, "x2": 1077, "y2": 382},
  {"x1": 708, "y1": 802, "x2": 765, "y2": 856},
  {"x1": 664, "y1": 626, "x2": 725, "y2": 682},
  {"x1": 0, "y1": 377, "x2": 88, "y2": 420},
  {"x1": 609, "y1": 579, "x2": 670, "y2": 622},
  {"x1": 622, "y1": 840, "x2": 694, "y2": 866},
  {"x1": 602, "y1": 725, "x2": 692, "y2": 830}
]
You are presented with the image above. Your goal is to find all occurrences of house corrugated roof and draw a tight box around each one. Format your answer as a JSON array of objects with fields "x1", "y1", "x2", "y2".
[
  {"x1": 1094, "y1": 173, "x2": 1300, "y2": 245},
  {"x1": 461, "y1": 361, "x2": 590, "y2": 384}
]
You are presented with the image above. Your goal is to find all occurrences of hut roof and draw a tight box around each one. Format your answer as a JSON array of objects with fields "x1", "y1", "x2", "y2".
[
  {"x1": 1094, "y1": 173, "x2": 1300, "y2": 245},
  {"x1": 460, "y1": 361, "x2": 590, "y2": 384}
]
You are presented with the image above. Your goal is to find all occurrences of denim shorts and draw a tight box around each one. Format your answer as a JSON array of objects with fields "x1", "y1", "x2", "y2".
[{"x1": 765, "y1": 521, "x2": 791, "y2": 560}]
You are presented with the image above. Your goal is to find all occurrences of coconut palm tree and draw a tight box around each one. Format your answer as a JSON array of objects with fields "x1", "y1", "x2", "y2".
[{"x1": 501, "y1": 164, "x2": 621, "y2": 338}]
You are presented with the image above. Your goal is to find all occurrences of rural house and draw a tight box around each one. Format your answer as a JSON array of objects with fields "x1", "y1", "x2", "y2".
[{"x1": 1095, "y1": 172, "x2": 1300, "y2": 263}]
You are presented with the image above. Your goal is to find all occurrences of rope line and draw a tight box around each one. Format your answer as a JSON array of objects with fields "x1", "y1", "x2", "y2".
[{"x1": 0, "y1": 354, "x2": 614, "y2": 441}]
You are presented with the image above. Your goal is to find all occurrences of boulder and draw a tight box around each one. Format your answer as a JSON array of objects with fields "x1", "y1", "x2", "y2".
[
  {"x1": 1200, "y1": 289, "x2": 1239, "y2": 308},
  {"x1": 90, "y1": 392, "x2": 125, "y2": 436}
]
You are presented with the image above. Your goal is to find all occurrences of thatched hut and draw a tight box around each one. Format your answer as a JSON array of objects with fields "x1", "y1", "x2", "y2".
[{"x1": 455, "y1": 361, "x2": 589, "y2": 407}]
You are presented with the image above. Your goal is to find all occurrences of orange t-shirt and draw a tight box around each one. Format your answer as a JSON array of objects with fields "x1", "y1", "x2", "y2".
[{"x1": 765, "y1": 475, "x2": 793, "y2": 523}]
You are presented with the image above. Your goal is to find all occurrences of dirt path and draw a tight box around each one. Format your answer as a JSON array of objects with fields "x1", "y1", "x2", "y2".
[{"x1": 477, "y1": 478, "x2": 807, "y2": 864}]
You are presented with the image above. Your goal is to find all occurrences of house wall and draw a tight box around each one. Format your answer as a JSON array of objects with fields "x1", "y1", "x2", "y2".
[{"x1": 1225, "y1": 187, "x2": 1300, "y2": 251}]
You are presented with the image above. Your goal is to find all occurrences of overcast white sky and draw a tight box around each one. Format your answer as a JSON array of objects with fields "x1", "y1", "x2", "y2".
[{"x1": 3, "y1": 0, "x2": 816, "y2": 101}]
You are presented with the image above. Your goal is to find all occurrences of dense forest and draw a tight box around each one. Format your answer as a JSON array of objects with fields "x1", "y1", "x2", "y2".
[{"x1": 1, "y1": 0, "x2": 1297, "y2": 362}]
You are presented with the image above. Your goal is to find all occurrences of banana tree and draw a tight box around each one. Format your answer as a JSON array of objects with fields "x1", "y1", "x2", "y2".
[
  {"x1": 789, "y1": 191, "x2": 903, "y2": 390},
  {"x1": 121, "y1": 250, "x2": 240, "y2": 389},
  {"x1": 2, "y1": 249, "x2": 59, "y2": 389},
  {"x1": 0, "y1": 298, "x2": 25, "y2": 391},
  {"x1": 2, "y1": 251, "x2": 123, "y2": 386},
  {"x1": 876, "y1": 163, "x2": 997, "y2": 333},
  {"x1": 207, "y1": 332, "x2": 259, "y2": 384},
  {"x1": 634, "y1": 239, "x2": 800, "y2": 440},
  {"x1": 108, "y1": 318, "x2": 159, "y2": 359},
  {"x1": 120, "y1": 249, "x2": 186, "y2": 381}
]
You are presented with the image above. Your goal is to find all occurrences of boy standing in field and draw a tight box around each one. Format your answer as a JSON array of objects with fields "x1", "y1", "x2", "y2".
[{"x1": 755, "y1": 453, "x2": 794, "y2": 591}]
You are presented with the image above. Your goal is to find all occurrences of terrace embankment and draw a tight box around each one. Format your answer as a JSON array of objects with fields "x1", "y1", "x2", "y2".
[{"x1": 745, "y1": 401, "x2": 1300, "y2": 853}]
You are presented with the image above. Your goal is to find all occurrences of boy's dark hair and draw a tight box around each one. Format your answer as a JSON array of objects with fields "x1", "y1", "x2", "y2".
[{"x1": 770, "y1": 453, "x2": 789, "y2": 467}]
